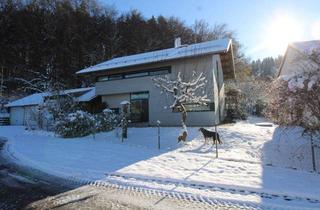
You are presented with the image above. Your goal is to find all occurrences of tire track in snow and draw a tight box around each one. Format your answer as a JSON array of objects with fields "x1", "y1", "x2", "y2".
[
  {"x1": 67, "y1": 175, "x2": 263, "y2": 210},
  {"x1": 103, "y1": 172, "x2": 320, "y2": 207}
]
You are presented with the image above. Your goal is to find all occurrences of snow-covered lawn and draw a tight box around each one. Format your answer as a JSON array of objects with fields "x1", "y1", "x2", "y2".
[{"x1": 1, "y1": 117, "x2": 320, "y2": 209}]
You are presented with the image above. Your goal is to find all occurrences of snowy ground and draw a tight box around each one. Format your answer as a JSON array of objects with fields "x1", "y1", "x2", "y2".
[{"x1": 1, "y1": 117, "x2": 320, "y2": 209}]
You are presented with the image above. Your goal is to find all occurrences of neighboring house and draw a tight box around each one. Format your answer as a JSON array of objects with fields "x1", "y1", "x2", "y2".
[
  {"x1": 5, "y1": 87, "x2": 98, "y2": 126},
  {"x1": 278, "y1": 40, "x2": 320, "y2": 77},
  {"x1": 77, "y1": 38, "x2": 235, "y2": 126}
]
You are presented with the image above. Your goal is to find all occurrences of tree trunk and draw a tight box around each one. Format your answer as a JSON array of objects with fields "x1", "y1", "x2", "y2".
[
  {"x1": 181, "y1": 104, "x2": 187, "y2": 125},
  {"x1": 178, "y1": 104, "x2": 188, "y2": 142}
]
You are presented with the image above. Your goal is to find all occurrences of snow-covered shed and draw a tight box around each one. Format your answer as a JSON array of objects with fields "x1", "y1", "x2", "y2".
[
  {"x1": 77, "y1": 38, "x2": 235, "y2": 126},
  {"x1": 278, "y1": 40, "x2": 320, "y2": 77},
  {"x1": 5, "y1": 87, "x2": 98, "y2": 125}
]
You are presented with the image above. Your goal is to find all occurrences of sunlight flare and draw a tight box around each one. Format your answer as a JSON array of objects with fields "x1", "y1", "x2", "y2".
[
  {"x1": 311, "y1": 21, "x2": 320, "y2": 39},
  {"x1": 264, "y1": 14, "x2": 303, "y2": 54}
]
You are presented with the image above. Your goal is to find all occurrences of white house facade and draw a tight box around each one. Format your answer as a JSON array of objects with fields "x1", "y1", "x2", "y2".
[{"x1": 77, "y1": 38, "x2": 235, "y2": 126}]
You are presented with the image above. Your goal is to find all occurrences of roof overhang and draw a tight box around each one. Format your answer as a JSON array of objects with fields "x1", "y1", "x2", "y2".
[{"x1": 220, "y1": 40, "x2": 236, "y2": 80}]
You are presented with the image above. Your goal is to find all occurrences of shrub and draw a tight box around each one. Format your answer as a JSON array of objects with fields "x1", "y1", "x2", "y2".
[
  {"x1": 266, "y1": 71, "x2": 320, "y2": 132},
  {"x1": 225, "y1": 79, "x2": 271, "y2": 117},
  {"x1": 54, "y1": 109, "x2": 120, "y2": 138},
  {"x1": 55, "y1": 110, "x2": 95, "y2": 138},
  {"x1": 224, "y1": 89, "x2": 248, "y2": 122},
  {"x1": 94, "y1": 109, "x2": 119, "y2": 132}
]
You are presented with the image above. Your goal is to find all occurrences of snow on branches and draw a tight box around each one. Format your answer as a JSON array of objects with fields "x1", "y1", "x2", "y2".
[
  {"x1": 266, "y1": 58, "x2": 320, "y2": 132},
  {"x1": 15, "y1": 69, "x2": 64, "y2": 93},
  {"x1": 152, "y1": 71, "x2": 210, "y2": 109},
  {"x1": 152, "y1": 71, "x2": 210, "y2": 142}
]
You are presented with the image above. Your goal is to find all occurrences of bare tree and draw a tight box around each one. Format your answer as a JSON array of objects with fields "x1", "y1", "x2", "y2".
[{"x1": 152, "y1": 71, "x2": 210, "y2": 141}]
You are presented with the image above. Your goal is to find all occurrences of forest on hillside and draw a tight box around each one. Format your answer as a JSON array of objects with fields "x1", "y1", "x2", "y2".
[
  {"x1": 0, "y1": 0, "x2": 280, "y2": 99},
  {"x1": 0, "y1": 0, "x2": 245, "y2": 97}
]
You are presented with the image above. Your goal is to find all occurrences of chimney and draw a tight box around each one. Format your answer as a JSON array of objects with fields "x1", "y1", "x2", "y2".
[{"x1": 174, "y1": 37, "x2": 181, "y2": 48}]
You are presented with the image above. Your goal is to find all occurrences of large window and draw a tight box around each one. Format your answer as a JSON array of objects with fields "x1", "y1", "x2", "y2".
[
  {"x1": 172, "y1": 102, "x2": 215, "y2": 112},
  {"x1": 97, "y1": 66, "x2": 171, "y2": 82},
  {"x1": 130, "y1": 92, "x2": 149, "y2": 123},
  {"x1": 124, "y1": 72, "x2": 148, "y2": 79}
]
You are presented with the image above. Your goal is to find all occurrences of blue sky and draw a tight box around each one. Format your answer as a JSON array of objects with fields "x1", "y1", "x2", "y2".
[{"x1": 101, "y1": 0, "x2": 320, "y2": 60}]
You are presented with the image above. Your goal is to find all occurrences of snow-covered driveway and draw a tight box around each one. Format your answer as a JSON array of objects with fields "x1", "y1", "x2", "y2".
[{"x1": 0, "y1": 117, "x2": 319, "y2": 209}]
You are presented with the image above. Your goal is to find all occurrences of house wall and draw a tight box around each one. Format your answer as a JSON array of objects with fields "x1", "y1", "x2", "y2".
[
  {"x1": 96, "y1": 54, "x2": 224, "y2": 126},
  {"x1": 10, "y1": 105, "x2": 38, "y2": 126},
  {"x1": 280, "y1": 46, "x2": 319, "y2": 77},
  {"x1": 10, "y1": 106, "x2": 24, "y2": 125}
]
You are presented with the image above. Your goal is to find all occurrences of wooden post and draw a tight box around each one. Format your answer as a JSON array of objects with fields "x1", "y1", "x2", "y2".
[
  {"x1": 157, "y1": 120, "x2": 161, "y2": 149},
  {"x1": 121, "y1": 118, "x2": 126, "y2": 142},
  {"x1": 158, "y1": 125, "x2": 160, "y2": 149},
  {"x1": 120, "y1": 101, "x2": 130, "y2": 142},
  {"x1": 311, "y1": 134, "x2": 316, "y2": 171},
  {"x1": 215, "y1": 125, "x2": 218, "y2": 158}
]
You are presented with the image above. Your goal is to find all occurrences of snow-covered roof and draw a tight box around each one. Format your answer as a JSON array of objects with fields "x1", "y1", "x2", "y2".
[
  {"x1": 5, "y1": 87, "x2": 96, "y2": 107},
  {"x1": 77, "y1": 39, "x2": 232, "y2": 74},
  {"x1": 278, "y1": 40, "x2": 320, "y2": 77},
  {"x1": 77, "y1": 87, "x2": 96, "y2": 102},
  {"x1": 5, "y1": 92, "x2": 47, "y2": 107},
  {"x1": 290, "y1": 40, "x2": 320, "y2": 59},
  {"x1": 60, "y1": 87, "x2": 93, "y2": 95}
]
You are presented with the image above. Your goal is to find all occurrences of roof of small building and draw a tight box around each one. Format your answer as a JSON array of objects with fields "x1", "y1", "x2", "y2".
[
  {"x1": 290, "y1": 40, "x2": 320, "y2": 57},
  {"x1": 5, "y1": 87, "x2": 96, "y2": 107},
  {"x1": 278, "y1": 40, "x2": 320, "y2": 77},
  {"x1": 76, "y1": 39, "x2": 233, "y2": 74}
]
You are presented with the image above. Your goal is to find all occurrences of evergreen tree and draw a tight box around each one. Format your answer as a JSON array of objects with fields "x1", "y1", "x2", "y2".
[{"x1": 0, "y1": 0, "x2": 245, "y2": 96}]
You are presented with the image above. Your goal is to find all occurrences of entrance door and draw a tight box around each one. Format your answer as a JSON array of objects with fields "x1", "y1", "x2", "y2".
[{"x1": 130, "y1": 92, "x2": 149, "y2": 123}]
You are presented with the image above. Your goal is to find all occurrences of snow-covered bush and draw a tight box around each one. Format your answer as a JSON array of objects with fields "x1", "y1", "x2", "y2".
[
  {"x1": 54, "y1": 109, "x2": 120, "y2": 138},
  {"x1": 55, "y1": 110, "x2": 95, "y2": 138},
  {"x1": 46, "y1": 95, "x2": 80, "y2": 122},
  {"x1": 266, "y1": 70, "x2": 320, "y2": 132},
  {"x1": 224, "y1": 88, "x2": 247, "y2": 122},
  {"x1": 226, "y1": 78, "x2": 271, "y2": 116},
  {"x1": 94, "y1": 109, "x2": 119, "y2": 132}
]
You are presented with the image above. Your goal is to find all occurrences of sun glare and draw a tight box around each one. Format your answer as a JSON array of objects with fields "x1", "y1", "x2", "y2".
[
  {"x1": 264, "y1": 14, "x2": 303, "y2": 55},
  {"x1": 311, "y1": 21, "x2": 320, "y2": 39}
]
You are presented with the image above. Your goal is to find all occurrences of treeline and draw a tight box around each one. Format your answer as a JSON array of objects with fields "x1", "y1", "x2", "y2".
[
  {"x1": 251, "y1": 56, "x2": 283, "y2": 78},
  {"x1": 0, "y1": 0, "x2": 243, "y2": 97}
]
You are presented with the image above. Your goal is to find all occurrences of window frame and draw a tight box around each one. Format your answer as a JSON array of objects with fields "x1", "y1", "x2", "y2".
[
  {"x1": 172, "y1": 102, "x2": 215, "y2": 113},
  {"x1": 96, "y1": 66, "x2": 171, "y2": 82}
]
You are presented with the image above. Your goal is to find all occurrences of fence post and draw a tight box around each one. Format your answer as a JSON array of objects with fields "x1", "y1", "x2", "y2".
[
  {"x1": 157, "y1": 120, "x2": 161, "y2": 149},
  {"x1": 215, "y1": 125, "x2": 218, "y2": 158},
  {"x1": 311, "y1": 134, "x2": 316, "y2": 171}
]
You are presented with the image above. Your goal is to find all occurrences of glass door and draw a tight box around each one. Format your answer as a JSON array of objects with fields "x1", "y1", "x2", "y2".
[{"x1": 130, "y1": 92, "x2": 149, "y2": 123}]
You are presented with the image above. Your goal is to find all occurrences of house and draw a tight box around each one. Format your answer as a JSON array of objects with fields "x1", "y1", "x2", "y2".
[
  {"x1": 5, "y1": 87, "x2": 99, "y2": 126},
  {"x1": 76, "y1": 38, "x2": 235, "y2": 126},
  {"x1": 278, "y1": 40, "x2": 320, "y2": 77}
]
